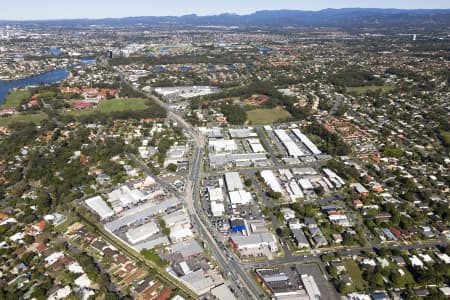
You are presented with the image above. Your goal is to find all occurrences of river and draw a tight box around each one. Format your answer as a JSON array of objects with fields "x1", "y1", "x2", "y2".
[{"x1": 0, "y1": 68, "x2": 69, "y2": 104}]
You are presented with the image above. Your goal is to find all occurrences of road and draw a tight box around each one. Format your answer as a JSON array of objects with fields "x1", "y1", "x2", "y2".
[
  {"x1": 102, "y1": 57, "x2": 265, "y2": 299},
  {"x1": 184, "y1": 147, "x2": 264, "y2": 299}
]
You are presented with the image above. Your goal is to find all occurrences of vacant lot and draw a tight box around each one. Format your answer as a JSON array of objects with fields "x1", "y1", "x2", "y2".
[
  {"x1": 0, "y1": 113, "x2": 46, "y2": 127},
  {"x1": 1, "y1": 89, "x2": 32, "y2": 109},
  {"x1": 247, "y1": 108, "x2": 291, "y2": 125},
  {"x1": 98, "y1": 98, "x2": 149, "y2": 112},
  {"x1": 345, "y1": 85, "x2": 394, "y2": 95},
  {"x1": 64, "y1": 98, "x2": 150, "y2": 117},
  {"x1": 344, "y1": 259, "x2": 368, "y2": 291}
]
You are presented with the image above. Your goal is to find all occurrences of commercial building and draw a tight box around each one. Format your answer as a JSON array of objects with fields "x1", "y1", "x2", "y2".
[
  {"x1": 208, "y1": 187, "x2": 224, "y2": 202},
  {"x1": 301, "y1": 274, "x2": 321, "y2": 299},
  {"x1": 211, "y1": 284, "x2": 237, "y2": 300},
  {"x1": 248, "y1": 139, "x2": 265, "y2": 153},
  {"x1": 228, "y1": 190, "x2": 252, "y2": 205},
  {"x1": 105, "y1": 197, "x2": 181, "y2": 232},
  {"x1": 154, "y1": 86, "x2": 219, "y2": 101},
  {"x1": 224, "y1": 172, "x2": 244, "y2": 191},
  {"x1": 209, "y1": 153, "x2": 269, "y2": 169},
  {"x1": 230, "y1": 219, "x2": 246, "y2": 232},
  {"x1": 164, "y1": 144, "x2": 188, "y2": 168},
  {"x1": 85, "y1": 196, "x2": 114, "y2": 220},
  {"x1": 170, "y1": 238, "x2": 203, "y2": 259},
  {"x1": 126, "y1": 222, "x2": 159, "y2": 245},
  {"x1": 261, "y1": 170, "x2": 284, "y2": 194},
  {"x1": 229, "y1": 128, "x2": 256, "y2": 139},
  {"x1": 209, "y1": 139, "x2": 238, "y2": 153},
  {"x1": 274, "y1": 129, "x2": 305, "y2": 157},
  {"x1": 179, "y1": 270, "x2": 215, "y2": 296},
  {"x1": 211, "y1": 201, "x2": 225, "y2": 217},
  {"x1": 287, "y1": 180, "x2": 304, "y2": 201},
  {"x1": 292, "y1": 129, "x2": 322, "y2": 155},
  {"x1": 107, "y1": 186, "x2": 146, "y2": 208},
  {"x1": 256, "y1": 268, "x2": 309, "y2": 300},
  {"x1": 229, "y1": 233, "x2": 278, "y2": 257}
]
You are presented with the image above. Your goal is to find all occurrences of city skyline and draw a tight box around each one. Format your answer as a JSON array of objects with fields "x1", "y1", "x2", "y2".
[{"x1": 3, "y1": 0, "x2": 450, "y2": 20}]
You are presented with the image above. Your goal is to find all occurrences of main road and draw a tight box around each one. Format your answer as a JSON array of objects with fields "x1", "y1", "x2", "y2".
[{"x1": 102, "y1": 57, "x2": 265, "y2": 299}]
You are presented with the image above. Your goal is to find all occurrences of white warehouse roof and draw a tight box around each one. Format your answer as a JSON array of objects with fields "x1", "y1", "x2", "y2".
[
  {"x1": 224, "y1": 172, "x2": 244, "y2": 191},
  {"x1": 261, "y1": 170, "x2": 284, "y2": 194},
  {"x1": 292, "y1": 129, "x2": 322, "y2": 155},
  {"x1": 126, "y1": 222, "x2": 159, "y2": 245},
  {"x1": 208, "y1": 187, "x2": 224, "y2": 202},
  {"x1": 228, "y1": 190, "x2": 252, "y2": 205},
  {"x1": 85, "y1": 196, "x2": 114, "y2": 220}
]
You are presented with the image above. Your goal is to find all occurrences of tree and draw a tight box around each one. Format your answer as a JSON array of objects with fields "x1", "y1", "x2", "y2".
[
  {"x1": 391, "y1": 271, "x2": 405, "y2": 287},
  {"x1": 267, "y1": 190, "x2": 282, "y2": 199},
  {"x1": 314, "y1": 186, "x2": 325, "y2": 197},
  {"x1": 329, "y1": 266, "x2": 338, "y2": 278},
  {"x1": 244, "y1": 178, "x2": 252, "y2": 187},
  {"x1": 166, "y1": 163, "x2": 177, "y2": 172}
]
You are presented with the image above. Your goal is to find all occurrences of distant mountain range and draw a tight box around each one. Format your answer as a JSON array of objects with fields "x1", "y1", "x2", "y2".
[{"x1": 2, "y1": 9, "x2": 450, "y2": 32}]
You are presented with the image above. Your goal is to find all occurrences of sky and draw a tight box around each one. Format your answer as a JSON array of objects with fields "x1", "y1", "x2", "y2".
[{"x1": 3, "y1": 0, "x2": 450, "y2": 20}]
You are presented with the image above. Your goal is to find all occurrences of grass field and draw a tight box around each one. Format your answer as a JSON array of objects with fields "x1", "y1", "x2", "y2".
[
  {"x1": 98, "y1": 98, "x2": 149, "y2": 112},
  {"x1": 63, "y1": 98, "x2": 150, "y2": 117},
  {"x1": 440, "y1": 131, "x2": 450, "y2": 147},
  {"x1": 247, "y1": 108, "x2": 292, "y2": 125},
  {"x1": 345, "y1": 85, "x2": 394, "y2": 95},
  {"x1": 1, "y1": 90, "x2": 32, "y2": 109},
  {"x1": 344, "y1": 259, "x2": 368, "y2": 291},
  {"x1": 0, "y1": 113, "x2": 46, "y2": 127}
]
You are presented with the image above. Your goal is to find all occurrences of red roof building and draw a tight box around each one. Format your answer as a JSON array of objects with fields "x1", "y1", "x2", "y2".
[{"x1": 154, "y1": 288, "x2": 172, "y2": 300}]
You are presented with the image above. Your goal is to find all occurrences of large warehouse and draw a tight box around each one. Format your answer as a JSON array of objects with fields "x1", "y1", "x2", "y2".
[
  {"x1": 85, "y1": 196, "x2": 114, "y2": 220},
  {"x1": 126, "y1": 221, "x2": 159, "y2": 245}
]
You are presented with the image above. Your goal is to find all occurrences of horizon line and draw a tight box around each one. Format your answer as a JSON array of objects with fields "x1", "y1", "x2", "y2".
[{"x1": 1, "y1": 7, "x2": 449, "y2": 22}]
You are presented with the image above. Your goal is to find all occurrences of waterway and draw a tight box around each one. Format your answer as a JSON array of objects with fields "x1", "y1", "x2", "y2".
[
  {"x1": 0, "y1": 68, "x2": 69, "y2": 104},
  {"x1": 0, "y1": 57, "x2": 98, "y2": 105}
]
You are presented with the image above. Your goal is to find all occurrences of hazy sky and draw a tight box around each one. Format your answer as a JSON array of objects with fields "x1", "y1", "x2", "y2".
[{"x1": 3, "y1": 0, "x2": 450, "y2": 20}]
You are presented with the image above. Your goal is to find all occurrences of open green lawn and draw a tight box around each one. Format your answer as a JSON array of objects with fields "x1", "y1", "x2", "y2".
[
  {"x1": 345, "y1": 85, "x2": 394, "y2": 95},
  {"x1": 63, "y1": 98, "x2": 150, "y2": 117},
  {"x1": 0, "y1": 113, "x2": 46, "y2": 127},
  {"x1": 247, "y1": 108, "x2": 292, "y2": 125},
  {"x1": 98, "y1": 98, "x2": 149, "y2": 112},
  {"x1": 63, "y1": 109, "x2": 95, "y2": 118},
  {"x1": 344, "y1": 259, "x2": 368, "y2": 291},
  {"x1": 1, "y1": 89, "x2": 32, "y2": 109},
  {"x1": 440, "y1": 131, "x2": 450, "y2": 147}
]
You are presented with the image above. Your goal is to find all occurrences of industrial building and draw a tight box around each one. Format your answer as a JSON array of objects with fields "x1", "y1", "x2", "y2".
[
  {"x1": 229, "y1": 233, "x2": 278, "y2": 257},
  {"x1": 301, "y1": 274, "x2": 321, "y2": 299},
  {"x1": 224, "y1": 172, "x2": 244, "y2": 191},
  {"x1": 255, "y1": 268, "x2": 310, "y2": 300},
  {"x1": 163, "y1": 144, "x2": 188, "y2": 168},
  {"x1": 261, "y1": 170, "x2": 284, "y2": 194},
  {"x1": 126, "y1": 222, "x2": 159, "y2": 245},
  {"x1": 154, "y1": 86, "x2": 219, "y2": 101},
  {"x1": 209, "y1": 153, "x2": 269, "y2": 169},
  {"x1": 228, "y1": 190, "x2": 252, "y2": 205},
  {"x1": 228, "y1": 128, "x2": 257, "y2": 139},
  {"x1": 85, "y1": 196, "x2": 114, "y2": 220},
  {"x1": 105, "y1": 197, "x2": 181, "y2": 232},
  {"x1": 211, "y1": 201, "x2": 225, "y2": 217},
  {"x1": 208, "y1": 139, "x2": 238, "y2": 153},
  {"x1": 292, "y1": 129, "x2": 322, "y2": 155},
  {"x1": 274, "y1": 129, "x2": 305, "y2": 157}
]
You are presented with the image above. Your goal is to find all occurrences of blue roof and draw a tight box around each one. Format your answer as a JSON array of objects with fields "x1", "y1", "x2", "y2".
[
  {"x1": 179, "y1": 66, "x2": 193, "y2": 72},
  {"x1": 153, "y1": 66, "x2": 166, "y2": 73}
]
